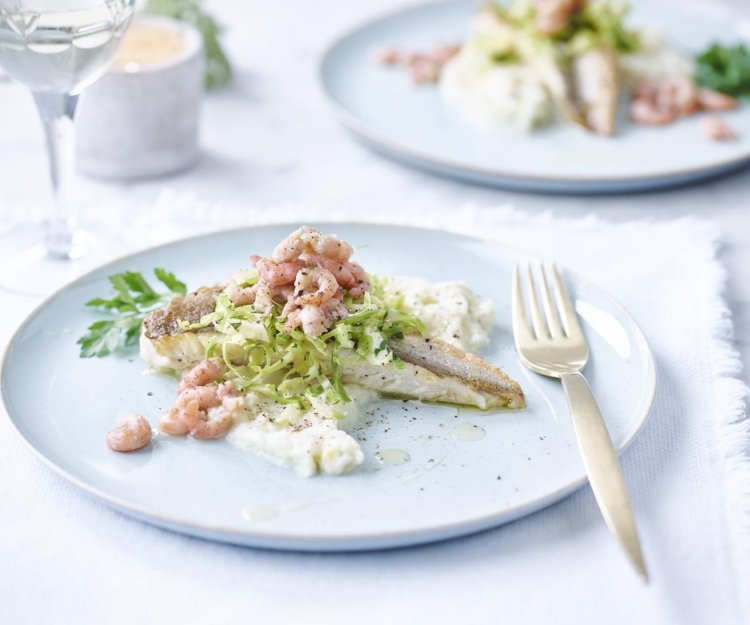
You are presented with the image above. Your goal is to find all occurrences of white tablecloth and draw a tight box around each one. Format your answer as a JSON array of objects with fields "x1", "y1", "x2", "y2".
[{"x1": 1, "y1": 199, "x2": 747, "y2": 624}]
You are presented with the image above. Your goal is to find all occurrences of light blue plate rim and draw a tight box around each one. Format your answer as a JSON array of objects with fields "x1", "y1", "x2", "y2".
[
  {"x1": 1, "y1": 223, "x2": 657, "y2": 551},
  {"x1": 318, "y1": 0, "x2": 750, "y2": 194}
]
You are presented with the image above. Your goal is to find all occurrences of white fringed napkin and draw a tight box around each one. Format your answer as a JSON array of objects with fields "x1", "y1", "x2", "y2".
[{"x1": 1, "y1": 194, "x2": 747, "y2": 624}]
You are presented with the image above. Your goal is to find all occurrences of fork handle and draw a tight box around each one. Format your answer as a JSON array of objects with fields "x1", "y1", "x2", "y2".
[{"x1": 561, "y1": 371, "x2": 649, "y2": 582}]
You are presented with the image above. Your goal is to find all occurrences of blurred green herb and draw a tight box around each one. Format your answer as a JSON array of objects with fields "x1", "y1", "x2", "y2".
[
  {"x1": 144, "y1": 0, "x2": 233, "y2": 89},
  {"x1": 78, "y1": 269, "x2": 187, "y2": 358},
  {"x1": 696, "y1": 43, "x2": 750, "y2": 98}
]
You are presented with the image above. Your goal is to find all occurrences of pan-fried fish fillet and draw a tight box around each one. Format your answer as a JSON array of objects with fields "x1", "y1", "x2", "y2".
[
  {"x1": 339, "y1": 357, "x2": 523, "y2": 410},
  {"x1": 387, "y1": 335, "x2": 524, "y2": 408},
  {"x1": 140, "y1": 286, "x2": 221, "y2": 373},
  {"x1": 569, "y1": 46, "x2": 619, "y2": 136},
  {"x1": 140, "y1": 288, "x2": 525, "y2": 410}
]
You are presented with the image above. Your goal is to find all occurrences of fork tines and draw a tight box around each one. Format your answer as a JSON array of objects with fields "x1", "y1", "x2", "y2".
[{"x1": 513, "y1": 263, "x2": 583, "y2": 343}]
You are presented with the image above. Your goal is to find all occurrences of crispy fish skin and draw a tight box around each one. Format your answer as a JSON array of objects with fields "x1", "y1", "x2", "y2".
[
  {"x1": 143, "y1": 286, "x2": 222, "y2": 338},
  {"x1": 141, "y1": 286, "x2": 222, "y2": 372},
  {"x1": 570, "y1": 46, "x2": 619, "y2": 136},
  {"x1": 387, "y1": 335, "x2": 525, "y2": 409}
]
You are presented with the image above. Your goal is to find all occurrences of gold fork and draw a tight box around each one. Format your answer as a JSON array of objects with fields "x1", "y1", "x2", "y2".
[{"x1": 512, "y1": 263, "x2": 648, "y2": 581}]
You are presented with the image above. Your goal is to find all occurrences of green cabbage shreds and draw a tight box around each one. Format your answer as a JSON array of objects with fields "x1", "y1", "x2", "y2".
[
  {"x1": 492, "y1": 0, "x2": 640, "y2": 55},
  {"x1": 194, "y1": 275, "x2": 425, "y2": 410},
  {"x1": 553, "y1": 2, "x2": 640, "y2": 55}
]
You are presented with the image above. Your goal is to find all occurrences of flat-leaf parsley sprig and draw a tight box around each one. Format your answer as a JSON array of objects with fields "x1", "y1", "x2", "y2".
[
  {"x1": 696, "y1": 43, "x2": 750, "y2": 99},
  {"x1": 78, "y1": 269, "x2": 187, "y2": 358}
]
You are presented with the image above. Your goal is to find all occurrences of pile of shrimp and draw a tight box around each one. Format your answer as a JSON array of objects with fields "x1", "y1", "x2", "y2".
[
  {"x1": 158, "y1": 358, "x2": 245, "y2": 440},
  {"x1": 107, "y1": 359, "x2": 246, "y2": 452},
  {"x1": 630, "y1": 78, "x2": 738, "y2": 140},
  {"x1": 225, "y1": 226, "x2": 370, "y2": 337}
]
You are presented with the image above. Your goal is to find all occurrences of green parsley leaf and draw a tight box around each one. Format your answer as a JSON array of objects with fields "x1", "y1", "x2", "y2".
[
  {"x1": 154, "y1": 268, "x2": 188, "y2": 294},
  {"x1": 696, "y1": 43, "x2": 750, "y2": 98},
  {"x1": 78, "y1": 268, "x2": 187, "y2": 358},
  {"x1": 77, "y1": 320, "x2": 118, "y2": 358}
]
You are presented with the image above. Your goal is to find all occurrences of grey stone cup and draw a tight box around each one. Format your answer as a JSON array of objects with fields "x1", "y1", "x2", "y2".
[{"x1": 76, "y1": 16, "x2": 204, "y2": 180}]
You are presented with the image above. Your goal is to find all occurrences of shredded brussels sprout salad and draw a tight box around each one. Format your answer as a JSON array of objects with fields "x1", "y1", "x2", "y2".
[
  {"x1": 489, "y1": 0, "x2": 641, "y2": 58},
  {"x1": 181, "y1": 271, "x2": 426, "y2": 409}
]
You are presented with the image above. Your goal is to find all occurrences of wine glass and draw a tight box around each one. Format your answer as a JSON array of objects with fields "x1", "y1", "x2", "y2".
[{"x1": 0, "y1": 0, "x2": 135, "y2": 295}]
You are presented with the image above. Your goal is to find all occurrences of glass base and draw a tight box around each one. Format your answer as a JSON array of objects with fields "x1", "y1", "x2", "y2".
[{"x1": 0, "y1": 221, "x2": 126, "y2": 297}]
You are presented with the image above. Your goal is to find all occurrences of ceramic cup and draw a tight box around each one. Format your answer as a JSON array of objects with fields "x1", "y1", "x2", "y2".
[{"x1": 76, "y1": 15, "x2": 204, "y2": 180}]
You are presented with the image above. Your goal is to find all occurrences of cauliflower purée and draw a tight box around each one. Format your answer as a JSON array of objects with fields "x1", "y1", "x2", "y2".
[
  {"x1": 227, "y1": 277, "x2": 495, "y2": 476},
  {"x1": 380, "y1": 276, "x2": 495, "y2": 354},
  {"x1": 440, "y1": 43, "x2": 554, "y2": 132}
]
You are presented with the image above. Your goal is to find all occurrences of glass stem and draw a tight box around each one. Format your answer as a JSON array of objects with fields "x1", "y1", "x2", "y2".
[{"x1": 32, "y1": 91, "x2": 82, "y2": 260}]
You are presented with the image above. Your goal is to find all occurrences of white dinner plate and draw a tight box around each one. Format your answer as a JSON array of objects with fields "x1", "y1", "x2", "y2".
[
  {"x1": 1, "y1": 224, "x2": 655, "y2": 550},
  {"x1": 320, "y1": 0, "x2": 750, "y2": 193}
]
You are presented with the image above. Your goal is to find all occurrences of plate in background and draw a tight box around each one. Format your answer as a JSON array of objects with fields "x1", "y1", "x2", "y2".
[
  {"x1": 320, "y1": 0, "x2": 750, "y2": 193},
  {"x1": 1, "y1": 224, "x2": 655, "y2": 550}
]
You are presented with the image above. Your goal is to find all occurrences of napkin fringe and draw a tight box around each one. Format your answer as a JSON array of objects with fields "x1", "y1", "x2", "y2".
[{"x1": 708, "y1": 257, "x2": 750, "y2": 606}]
